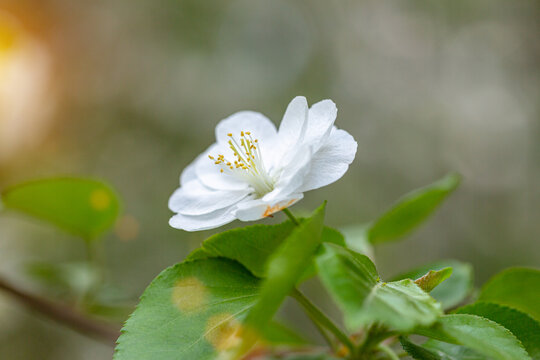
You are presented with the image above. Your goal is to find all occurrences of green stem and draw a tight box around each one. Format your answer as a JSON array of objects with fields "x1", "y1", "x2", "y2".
[
  {"x1": 282, "y1": 208, "x2": 300, "y2": 225},
  {"x1": 358, "y1": 325, "x2": 395, "y2": 355},
  {"x1": 378, "y1": 344, "x2": 399, "y2": 360},
  {"x1": 305, "y1": 307, "x2": 337, "y2": 352},
  {"x1": 291, "y1": 289, "x2": 355, "y2": 355}
]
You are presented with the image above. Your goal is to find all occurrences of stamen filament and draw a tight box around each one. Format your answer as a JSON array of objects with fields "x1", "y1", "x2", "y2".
[{"x1": 210, "y1": 130, "x2": 274, "y2": 195}]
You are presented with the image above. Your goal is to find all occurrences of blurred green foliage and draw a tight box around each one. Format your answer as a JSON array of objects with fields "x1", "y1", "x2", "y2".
[{"x1": 0, "y1": 0, "x2": 539, "y2": 359}]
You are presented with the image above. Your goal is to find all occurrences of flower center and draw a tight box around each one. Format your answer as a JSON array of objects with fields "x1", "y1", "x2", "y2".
[{"x1": 209, "y1": 131, "x2": 274, "y2": 196}]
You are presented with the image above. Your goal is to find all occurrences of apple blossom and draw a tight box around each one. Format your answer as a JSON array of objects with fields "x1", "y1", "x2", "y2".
[{"x1": 168, "y1": 96, "x2": 357, "y2": 231}]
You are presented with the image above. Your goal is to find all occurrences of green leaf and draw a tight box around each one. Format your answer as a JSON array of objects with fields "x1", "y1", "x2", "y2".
[
  {"x1": 368, "y1": 173, "x2": 460, "y2": 244},
  {"x1": 114, "y1": 258, "x2": 260, "y2": 360},
  {"x1": 260, "y1": 321, "x2": 310, "y2": 346},
  {"x1": 228, "y1": 203, "x2": 326, "y2": 358},
  {"x1": 422, "y1": 340, "x2": 485, "y2": 360},
  {"x1": 188, "y1": 219, "x2": 343, "y2": 279},
  {"x1": 187, "y1": 220, "x2": 296, "y2": 278},
  {"x1": 339, "y1": 224, "x2": 374, "y2": 258},
  {"x1": 416, "y1": 314, "x2": 531, "y2": 360},
  {"x1": 456, "y1": 302, "x2": 540, "y2": 360},
  {"x1": 392, "y1": 260, "x2": 473, "y2": 310},
  {"x1": 478, "y1": 267, "x2": 540, "y2": 321},
  {"x1": 400, "y1": 337, "x2": 442, "y2": 360},
  {"x1": 264, "y1": 354, "x2": 340, "y2": 360},
  {"x1": 401, "y1": 336, "x2": 486, "y2": 360},
  {"x1": 316, "y1": 243, "x2": 442, "y2": 332},
  {"x1": 414, "y1": 268, "x2": 453, "y2": 293},
  {"x1": 1, "y1": 178, "x2": 120, "y2": 240}
]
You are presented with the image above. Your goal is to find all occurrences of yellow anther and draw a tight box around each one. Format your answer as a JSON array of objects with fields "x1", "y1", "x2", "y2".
[
  {"x1": 208, "y1": 155, "x2": 215, "y2": 160},
  {"x1": 220, "y1": 169, "x2": 224, "y2": 173},
  {"x1": 241, "y1": 131, "x2": 244, "y2": 136},
  {"x1": 227, "y1": 133, "x2": 232, "y2": 137},
  {"x1": 246, "y1": 132, "x2": 251, "y2": 135}
]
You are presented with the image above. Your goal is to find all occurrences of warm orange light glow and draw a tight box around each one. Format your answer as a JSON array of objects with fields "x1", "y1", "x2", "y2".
[
  {"x1": 0, "y1": 11, "x2": 54, "y2": 163},
  {"x1": 0, "y1": 21, "x2": 17, "y2": 53}
]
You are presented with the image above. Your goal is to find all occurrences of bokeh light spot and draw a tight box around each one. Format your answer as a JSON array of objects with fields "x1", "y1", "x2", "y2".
[
  {"x1": 0, "y1": 21, "x2": 17, "y2": 53},
  {"x1": 114, "y1": 215, "x2": 140, "y2": 241}
]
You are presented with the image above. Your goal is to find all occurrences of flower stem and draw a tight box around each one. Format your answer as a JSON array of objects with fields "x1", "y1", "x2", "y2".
[
  {"x1": 282, "y1": 208, "x2": 300, "y2": 225},
  {"x1": 291, "y1": 289, "x2": 355, "y2": 356}
]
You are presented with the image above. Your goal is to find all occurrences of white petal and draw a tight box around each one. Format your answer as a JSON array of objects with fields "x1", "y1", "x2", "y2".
[
  {"x1": 304, "y1": 99, "x2": 337, "y2": 150},
  {"x1": 263, "y1": 144, "x2": 312, "y2": 203},
  {"x1": 168, "y1": 180, "x2": 249, "y2": 216},
  {"x1": 298, "y1": 128, "x2": 357, "y2": 192},
  {"x1": 234, "y1": 194, "x2": 304, "y2": 221},
  {"x1": 277, "y1": 96, "x2": 308, "y2": 150},
  {"x1": 215, "y1": 111, "x2": 277, "y2": 145},
  {"x1": 180, "y1": 154, "x2": 201, "y2": 186},
  {"x1": 273, "y1": 98, "x2": 336, "y2": 171},
  {"x1": 195, "y1": 143, "x2": 250, "y2": 191},
  {"x1": 169, "y1": 206, "x2": 236, "y2": 232}
]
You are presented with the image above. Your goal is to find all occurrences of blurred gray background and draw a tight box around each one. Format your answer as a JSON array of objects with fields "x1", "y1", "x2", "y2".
[{"x1": 0, "y1": 0, "x2": 538, "y2": 359}]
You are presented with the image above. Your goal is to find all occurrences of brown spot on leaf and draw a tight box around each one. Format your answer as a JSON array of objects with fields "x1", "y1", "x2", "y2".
[
  {"x1": 89, "y1": 189, "x2": 111, "y2": 211},
  {"x1": 205, "y1": 313, "x2": 243, "y2": 351},
  {"x1": 171, "y1": 276, "x2": 207, "y2": 313}
]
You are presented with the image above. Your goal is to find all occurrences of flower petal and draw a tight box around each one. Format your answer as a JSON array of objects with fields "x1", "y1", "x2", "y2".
[
  {"x1": 169, "y1": 180, "x2": 249, "y2": 216},
  {"x1": 215, "y1": 111, "x2": 277, "y2": 145},
  {"x1": 180, "y1": 153, "x2": 202, "y2": 186},
  {"x1": 273, "y1": 98, "x2": 336, "y2": 170},
  {"x1": 298, "y1": 128, "x2": 357, "y2": 192},
  {"x1": 234, "y1": 194, "x2": 304, "y2": 221},
  {"x1": 262, "y1": 143, "x2": 312, "y2": 203},
  {"x1": 195, "y1": 143, "x2": 250, "y2": 191},
  {"x1": 304, "y1": 99, "x2": 337, "y2": 150},
  {"x1": 169, "y1": 206, "x2": 236, "y2": 232},
  {"x1": 277, "y1": 96, "x2": 309, "y2": 149}
]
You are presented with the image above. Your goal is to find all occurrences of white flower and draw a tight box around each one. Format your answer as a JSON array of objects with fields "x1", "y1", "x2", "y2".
[{"x1": 168, "y1": 96, "x2": 357, "y2": 231}]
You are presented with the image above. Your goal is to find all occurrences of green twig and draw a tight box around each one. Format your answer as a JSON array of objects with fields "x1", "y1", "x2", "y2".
[{"x1": 291, "y1": 289, "x2": 355, "y2": 356}]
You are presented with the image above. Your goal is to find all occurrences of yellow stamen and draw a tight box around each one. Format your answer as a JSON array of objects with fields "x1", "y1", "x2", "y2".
[{"x1": 208, "y1": 130, "x2": 274, "y2": 195}]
